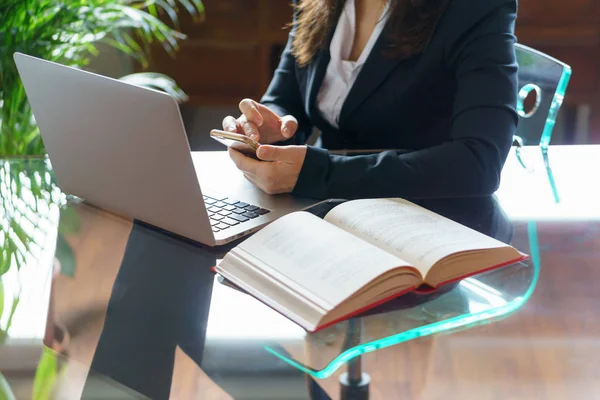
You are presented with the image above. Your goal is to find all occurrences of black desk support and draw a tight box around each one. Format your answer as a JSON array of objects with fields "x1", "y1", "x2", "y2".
[{"x1": 340, "y1": 319, "x2": 370, "y2": 400}]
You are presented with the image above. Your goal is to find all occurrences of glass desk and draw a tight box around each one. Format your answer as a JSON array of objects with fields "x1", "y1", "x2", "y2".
[{"x1": 1, "y1": 146, "x2": 598, "y2": 399}]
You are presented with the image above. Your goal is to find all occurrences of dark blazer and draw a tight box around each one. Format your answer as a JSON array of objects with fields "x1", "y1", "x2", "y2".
[{"x1": 261, "y1": 0, "x2": 518, "y2": 200}]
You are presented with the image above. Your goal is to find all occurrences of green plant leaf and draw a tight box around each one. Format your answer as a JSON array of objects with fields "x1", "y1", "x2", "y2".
[
  {"x1": 0, "y1": 243, "x2": 10, "y2": 275},
  {"x1": 58, "y1": 206, "x2": 80, "y2": 235},
  {"x1": 144, "y1": 0, "x2": 180, "y2": 27},
  {"x1": 55, "y1": 233, "x2": 76, "y2": 278},
  {"x1": 32, "y1": 347, "x2": 58, "y2": 400},
  {"x1": 1, "y1": 0, "x2": 203, "y2": 157},
  {"x1": 195, "y1": 0, "x2": 205, "y2": 14},
  {"x1": 10, "y1": 219, "x2": 31, "y2": 253},
  {"x1": 0, "y1": 372, "x2": 17, "y2": 400},
  {"x1": 178, "y1": 0, "x2": 201, "y2": 19},
  {"x1": 146, "y1": 2, "x2": 159, "y2": 17},
  {"x1": 4, "y1": 296, "x2": 20, "y2": 335},
  {"x1": 0, "y1": 279, "x2": 4, "y2": 327}
]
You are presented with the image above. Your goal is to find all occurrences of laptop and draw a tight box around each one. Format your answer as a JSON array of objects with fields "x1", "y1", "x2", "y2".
[{"x1": 14, "y1": 53, "x2": 322, "y2": 246}]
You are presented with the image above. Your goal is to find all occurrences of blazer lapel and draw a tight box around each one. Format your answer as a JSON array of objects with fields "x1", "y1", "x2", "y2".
[{"x1": 338, "y1": 30, "x2": 404, "y2": 127}]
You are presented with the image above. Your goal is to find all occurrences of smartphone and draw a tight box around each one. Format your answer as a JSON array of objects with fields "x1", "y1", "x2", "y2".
[{"x1": 210, "y1": 129, "x2": 260, "y2": 158}]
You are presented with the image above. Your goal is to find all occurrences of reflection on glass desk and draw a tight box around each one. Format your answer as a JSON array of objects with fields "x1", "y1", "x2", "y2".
[
  {"x1": 211, "y1": 256, "x2": 538, "y2": 378},
  {"x1": 1, "y1": 146, "x2": 600, "y2": 399}
]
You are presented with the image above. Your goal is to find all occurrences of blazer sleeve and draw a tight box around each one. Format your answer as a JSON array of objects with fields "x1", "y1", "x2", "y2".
[
  {"x1": 260, "y1": 1, "x2": 313, "y2": 144},
  {"x1": 293, "y1": 0, "x2": 519, "y2": 200}
]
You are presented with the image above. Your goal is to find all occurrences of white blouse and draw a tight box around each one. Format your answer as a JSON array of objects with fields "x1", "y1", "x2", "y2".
[{"x1": 317, "y1": 0, "x2": 391, "y2": 129}]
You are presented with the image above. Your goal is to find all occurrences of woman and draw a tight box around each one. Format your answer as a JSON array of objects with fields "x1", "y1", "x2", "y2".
[{"x1": 222, "y1": 0, "x2": 518, "y2": 200}]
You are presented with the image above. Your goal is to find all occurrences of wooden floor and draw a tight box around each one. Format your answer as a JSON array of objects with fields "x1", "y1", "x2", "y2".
[{"x1": 37, "y1": 206, "x2": 600, "y2": 399}]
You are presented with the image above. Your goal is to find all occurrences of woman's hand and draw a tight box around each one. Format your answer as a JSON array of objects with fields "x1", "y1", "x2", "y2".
[
  {"x1": 222, "y1": 99, "x2": 298, "y2": 144},
  {"x1": 228, "y1": 145, "x2": 307, "y2": 195}
]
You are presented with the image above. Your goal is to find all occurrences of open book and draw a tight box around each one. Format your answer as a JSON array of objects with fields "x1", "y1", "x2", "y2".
[{"x1": 215, "y1": 198, "x2": 527, "y2": 332}]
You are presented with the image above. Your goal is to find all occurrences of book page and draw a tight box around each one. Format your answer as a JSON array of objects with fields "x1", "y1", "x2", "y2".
[
  {"x1": 231, "y1": 212, "x2": 413, "y2": 308},
  {"x1": 324, "y1": 198, "x2": 509, "y2": 277}
]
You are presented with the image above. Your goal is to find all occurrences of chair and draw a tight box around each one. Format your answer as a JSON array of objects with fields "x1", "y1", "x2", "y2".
[{"x1": 513, "y1": 44, "x2": 573, "y2": 202}]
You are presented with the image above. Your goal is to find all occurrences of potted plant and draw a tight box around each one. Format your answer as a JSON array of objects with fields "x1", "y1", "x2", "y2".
[
  {"x1": 0, "y1": 0, "x2": 204, "y2": 396},
  {"x1": 0, "y1": 0, "x2": 204, "y2": 157}
]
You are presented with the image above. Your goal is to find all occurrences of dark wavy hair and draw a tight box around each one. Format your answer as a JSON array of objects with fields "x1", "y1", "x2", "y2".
[{"x1": 292, "y1": 0, "x2": 449, "y2": 66}]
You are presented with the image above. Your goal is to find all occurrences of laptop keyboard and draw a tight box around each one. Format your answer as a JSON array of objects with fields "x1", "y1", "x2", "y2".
[{"x1": 203, "y1": 195, "x2": 270, "y2": 233}]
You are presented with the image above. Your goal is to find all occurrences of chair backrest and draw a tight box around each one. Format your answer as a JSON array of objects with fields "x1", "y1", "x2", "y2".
[
  {"x1": 513, "y1": 44, "x2": 572, "y2": 203},
  {"x1": 514, "y1": 44, "x2": 572, "y2": 148}
]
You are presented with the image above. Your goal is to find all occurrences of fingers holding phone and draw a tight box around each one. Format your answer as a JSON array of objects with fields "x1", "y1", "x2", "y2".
[
  {"x1": 210, "y1": 130, "x2": 261, "y2": 159},
  {"x1": 222, "y1": 99, "x2": 298, "y2": 144},
  {"x1": 228, "y1": 145, "x2": 308, "y2": 195}
]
